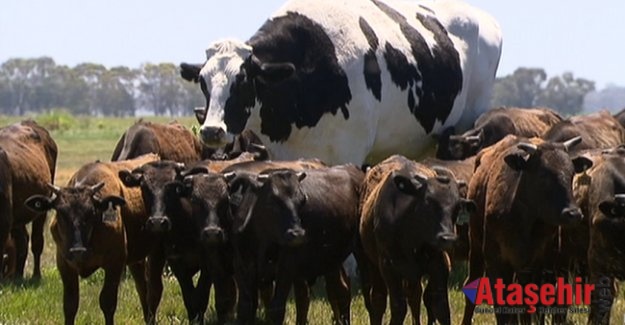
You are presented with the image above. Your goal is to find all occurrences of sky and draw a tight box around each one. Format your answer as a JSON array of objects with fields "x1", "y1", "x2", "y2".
[{"x1": 1, "y1": 0, "x2": 623, "y2": 89}]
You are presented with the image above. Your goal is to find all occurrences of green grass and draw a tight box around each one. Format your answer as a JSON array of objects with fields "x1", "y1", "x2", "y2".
[{"x1": 0, "y1": 115, "x2": 624, "y2": 324}]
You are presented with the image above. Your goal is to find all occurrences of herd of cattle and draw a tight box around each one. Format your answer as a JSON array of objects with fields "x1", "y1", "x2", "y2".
[{"x1": 1, "y1": 106, "x2": 625, "y2": 325}]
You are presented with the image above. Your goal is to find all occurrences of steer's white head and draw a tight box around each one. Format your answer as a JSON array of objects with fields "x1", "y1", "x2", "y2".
[{"x1": 181, "y1": 39, "x2": 253, "y2": 147}]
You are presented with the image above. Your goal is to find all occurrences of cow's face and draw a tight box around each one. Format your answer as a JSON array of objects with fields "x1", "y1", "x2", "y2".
[
  {"x1": 119, "y1": 161, "x2": 185, "y2": 233},
  {"x1": 181, "y1": 39, "x2": 298, "y2": 147},
  {"x1": 24, "y1": 183, "x2": 125, "y2": 263},
  {"x1": 504, "y1": 137, "x2": 592, "y2": 225},
  {"x1": 166, "y1": 173, "x2": 233, "y2": 246},
  {"x1": 385, "y1": 167, "x2": 473, "y2": 249},
  {"x1": 436, "y1": 127, "x2": 483, "y2": 160},
  {"x1": 227, "y1": 169, "x2": 307, "y2": 247}
]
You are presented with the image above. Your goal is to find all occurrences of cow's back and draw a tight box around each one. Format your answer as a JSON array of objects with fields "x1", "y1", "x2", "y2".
[
  {"x1": 113, "y1": 120, "x2": 202, "y2": 164},
  {"x1": 0, "y1": 121, "x2": 57, "y2": 226},
  {"x1": 543, "y1": 111, "x2": 625, "y2": 151}
]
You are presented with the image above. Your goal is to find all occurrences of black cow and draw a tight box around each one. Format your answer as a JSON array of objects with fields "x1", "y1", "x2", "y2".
[{"x1": 224, "y1": 164, "x2": 364, "y2": 324}]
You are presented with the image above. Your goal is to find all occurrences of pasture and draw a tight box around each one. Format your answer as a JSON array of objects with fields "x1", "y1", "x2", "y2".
[{"x1": 0, "y1": 114, "x2": 623, "y2": 324}]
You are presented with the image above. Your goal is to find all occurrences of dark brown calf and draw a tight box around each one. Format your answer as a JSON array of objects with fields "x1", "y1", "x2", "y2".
[
  {"x1": 462, "y1": 135, "x2": 592, "y2": 324},
  {"x1": 543, "y1": 110, "x2": 625, "y2": 152},
  {"x1": 119, "y1": 161, "x2": 236, "y2": 324},
  {"x1": 25, "y1": 154, "x2": 158, "y2": 325},
  {"x1": 360, "y1": 155, "x2": 475, "y2": 325}
]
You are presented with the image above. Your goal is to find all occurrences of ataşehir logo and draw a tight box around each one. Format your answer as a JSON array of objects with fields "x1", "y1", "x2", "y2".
[{"x1": 462, "y1": 277, "x2": 594, "y2": 313}]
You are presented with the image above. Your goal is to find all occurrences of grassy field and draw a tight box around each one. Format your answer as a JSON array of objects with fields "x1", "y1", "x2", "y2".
[{"x1": 0, "y1": 115, "x2": 623, "y2": 324}]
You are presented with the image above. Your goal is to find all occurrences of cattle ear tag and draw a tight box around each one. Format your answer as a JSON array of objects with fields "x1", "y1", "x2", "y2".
[
  {"x1": 457, "y1": 207, "x2": 470, "y2": 225},
  {"x1": 102, "y1": 202, "x2": 118, "y2": 223}
]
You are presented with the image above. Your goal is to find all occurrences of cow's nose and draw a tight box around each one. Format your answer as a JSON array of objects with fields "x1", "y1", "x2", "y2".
[
  {"x1": 435, "y1": 233, "x2": 457, "y2": 249},
  {"x1": 201, "y1": 227, "x2": 225, "y2": 245},
  {"x1": 200, "y1": 126, "x2": 226, "y2": 146},
  {"x1": 69, "y1": 246, "x2": 87, "y2": 262},
  {"x1": 561, "y1": 207, "x2": 583, "y2": 222},
  {"x1": 284, "y1": 228, "x2": 306, "y2": 247},
  {"x1": 146, "y1": 217, "x2": 171, "y2": 233}
]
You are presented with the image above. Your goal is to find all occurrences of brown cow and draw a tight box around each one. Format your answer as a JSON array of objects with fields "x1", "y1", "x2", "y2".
[
  {"x1": 436, "y1": 107, "x2": 563, "y2": 160},
  {"x1": 0, "y1": 120, "x2": 57, "y2": 280},
  {"x1": 118, "y1": 160, "x2": 237, "y2": 324},
  {"x1": 359, "y1": 155, "x2": 475, "y2": 325},
  {"x1": 543, "y1": 110, "x2": 625, "y2": 152},
  {"x1": 25, "y1": 154, "x2": 158, "y2": 325},
  {"x1": 2, "y1": 234, "x2": 16, "y2": 278},
  {"x1": 422, "y1": 156, "x2": 476, "y2": 265},
  {"x1": 562, "y1": 147, "x2": 625, "y2": 324},
  {"x1": 612, "y1": 107, "x2": 625, "y2": 129},
  {"x1": 111, "y1": 120, "x2": 266, "y2": 162},
  {"x1": 462, "y1": 135, "x2": 592, "y2": 324}
]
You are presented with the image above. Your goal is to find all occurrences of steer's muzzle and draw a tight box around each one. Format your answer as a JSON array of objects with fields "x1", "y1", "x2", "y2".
[
  {"x1": 435, "y1": 232, "x2": 457, "y2": 249},
  {"x1": 199, "y1": 126, "x2": 227, "y2": 147},
  {"x1": 201, "y1": 227, "x2": 225, "y2": 245},
  {"x1": 146, "y1": 216, "x2": 171, "y2": 233},
  {"x1": 284, "y1": 227, "x2": 307, "y2": 247},
  {"x1": 69, "y1": 246, "x2": 87, "y2": 262},
  {"x1": 560, "y1": 206, "x2": 583, "y2": 223}
]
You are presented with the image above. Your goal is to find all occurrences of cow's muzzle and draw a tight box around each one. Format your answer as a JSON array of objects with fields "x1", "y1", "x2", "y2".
[
  {"x1": 435, "y1": 232, "x2": 457, "y2": 249},
  {"x1": 146, "y1": 216, "x2": 172, "y2": 233},
  {"x1": 201, "y1": 227, "x2": 226, "y2": 245},
  {"x1": 69, "y1": 246, "x2": 87, "y2": 262},
  {"x1": 284, "y1": 227, "x2": 307, "y2": 247},
  {"x1": 560, "y1": 206, "x2": 583, "y2": 223},
  {"x1": 199, "y1": 126, "x2": 227, "y2": 147}
]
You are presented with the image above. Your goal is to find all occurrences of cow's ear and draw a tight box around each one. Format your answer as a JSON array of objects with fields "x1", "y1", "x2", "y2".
[
  {"x1": 599, "y1": 200, "x2": 625, "y2": 218},
  {"x1": 504, "y1": 152, "x2": 529, "y2": 171},
  {"x1": 96, "y1": 196, "x2": 126, "y2": 210},
  {"x1": 572, "y1": 156, "x2": 593, "y2": 174},
  {"x1": 24, "y1": 195, "x2": 54, "y2": 213},
  {"x1": 258, "y1": 62, "x2": 295, "y2": 84},
  {"x1": 393, "y1": 173, "x2": 425, "y2": 195},
  {"x1": 119, "y1": 170, "x2": 142, "y2": 187},
  {"x1": 461, "y1": 199, "x2": 477, "y2": 215},
  {"x1": 180, "y1": 63, "x2": 202, "y2": 83}
]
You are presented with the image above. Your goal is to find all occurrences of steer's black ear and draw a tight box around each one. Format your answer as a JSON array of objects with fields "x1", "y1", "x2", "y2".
[
  {"x1": 599, "y1": 200, "x2": 625, "y2": 218},
  {"x1": 119, "y1": 170, "x2": 142, "y2": 187},
  {"x1": 462, "y1": 199, "x2": 478, "y2": 215},
  {"x1": 24, "y1": 195, "x2": 54, "y2": 213},
  {"x1": 504, "y1": 152, "x2": 529, "y2": 171},
  {"x1": 572, "y1": 156, "x2": 593, "y2": 174},
  {"x1": 258, "y1": 62, "x2": 296, "y2": 84},
  {"x1": 180, "y1": 63, "x2": 202, "y2": 83}
]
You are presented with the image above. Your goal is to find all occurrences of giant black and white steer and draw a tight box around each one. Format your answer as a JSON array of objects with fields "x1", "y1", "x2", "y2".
[{"x1": 180, "y1": 0, "x2": 502, "y2": 165}]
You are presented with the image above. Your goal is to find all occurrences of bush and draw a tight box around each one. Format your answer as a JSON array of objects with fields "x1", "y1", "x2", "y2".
[{"x1": 36, "y1": 109, "x2": 77, "y2": 132}]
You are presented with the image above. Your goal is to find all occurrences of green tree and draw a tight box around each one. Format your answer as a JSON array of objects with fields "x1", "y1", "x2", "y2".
[
  {"x1": 491, "y1": 67, "x2": 547, "y2": 108},
  {"x1": 535, "y1": 72, "x2": 595, "y2": 116}
]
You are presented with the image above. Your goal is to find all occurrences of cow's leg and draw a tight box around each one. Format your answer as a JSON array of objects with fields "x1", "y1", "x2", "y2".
[
  {"x1": 194, "y1": 268, "x2": 212, "y2": 325},
  {"x1": 461, "y1": 218, "x2": 485, "y2": 325},
  {"x1": 352, "y1": 239, "x2": 372, "y2": 314},
  {"x1": 267, "y1": 275, "x2": 294, "y2": 324},
  {"x1": 146, "y1": 250, "x2": 166, "y2": 324},
  {"x1": 325, "y1": 267, "x2": 351, "y2": 325},
  {"x1": 57, "y1": 252, "x2": 79, "y2": 325},
  {"x1": 128, "y1": 260, "x2": 149, "y2": 322},
  {"x1": 423, "y1": 251, "x2": 451, "y2": 325},
  {"x1": 0, "y1": 223, "x2": 8, "y2": 280},
  {"x1": 30, "y1": 213, "x2": 46, "y2": 279},
  {"x1": 488, "y1": 264, "x2": 515, "y2": 325},
  {"x1": 294, "y1": 279, "x2": 310, "y2": 325},
  {"x1": 213, "y1": 274, "x2": 236, "y2": 324},
  {"x1": 404, "y1": 280, "x2": 422, "y2": 325},
  {"x1": 100, "y1": 265, "x2": 124, "y2": 325},
  {"x1": 11, "y1": 226, "x2": 28, "y2": 279},
  {"x1": 380, "y1": 262, "x2": 408, "y2": 325},
  {"x1": 367, "y1": 259, "x2": 387, "y2": 325},
  {"x1": 170, "y1": 262, "x2": 202, "y2": 323}
]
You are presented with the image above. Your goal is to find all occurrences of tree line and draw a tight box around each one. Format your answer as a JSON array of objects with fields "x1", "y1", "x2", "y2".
[
  {"x1": 0, "y1": 57, "x2": 203, "y2": 116},
  {"x1": 0, "y1": 57, "x2": 599, "y2": 117}
]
